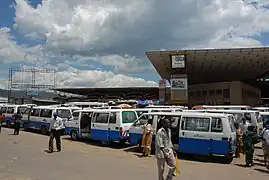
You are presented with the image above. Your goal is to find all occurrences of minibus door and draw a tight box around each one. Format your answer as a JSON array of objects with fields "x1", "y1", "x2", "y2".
[
  {"x1": 80, "y1": 112, "x2": 92, "y2": 139},
  {"x1": 91, "y1": 112, "x2": 109, "y2": 142},
  {"x1": 170, "y1": 116, "x2": 180, "y2": 151},
  {"x1": 107, "y1": 112, "x2": 118, "y2": 141}
]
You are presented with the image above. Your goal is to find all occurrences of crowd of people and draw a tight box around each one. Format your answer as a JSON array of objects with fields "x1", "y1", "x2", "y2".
[{"x1": 235, "y1": 118, "x2": 269, "y2": 168}]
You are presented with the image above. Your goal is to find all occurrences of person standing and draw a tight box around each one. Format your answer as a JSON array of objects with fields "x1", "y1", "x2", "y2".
[
  {"x1": 0, "y1": 112, "x2": 4, "y2": 134},
  {"x1": 235, "y1": 123, "x2": 243, "y2": 158},
  {"x1": 155, "y1": 118, "x2": 176, "y2": 180},
  {"x1": 48, "y1": 112, "x2": 64, "y2": 153},
  {"x1": 240, "y1": 117, "x2": 250, "y2": 135},
  {"x1": 13, "y1": 110, "x2": 22, "y2": 135},
  {"x1": 141, "y1": 118, "x2": 153, "y2": 157},
  {"x1": 243, "y1": 126, "x2": 258, "y2": 167},
  {"x1": 261, "y1": 121, "x2": 269, "y2": 169}
]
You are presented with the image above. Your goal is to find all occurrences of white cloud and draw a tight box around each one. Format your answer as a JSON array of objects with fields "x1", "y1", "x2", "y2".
[
  {"x1": 14, "y1": 0, "x2": 269, "y2": 53},
  {"x1": 0, "y1": 27, "x2": 45, "y2": 64},
  {"x1": 1, "y1": 0, "x2": 269, "y2": 89}
]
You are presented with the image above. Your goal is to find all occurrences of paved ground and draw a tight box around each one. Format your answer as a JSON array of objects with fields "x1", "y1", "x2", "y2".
[{"x1": 0, "y1": 128, "x2": 268, "y2": 180}]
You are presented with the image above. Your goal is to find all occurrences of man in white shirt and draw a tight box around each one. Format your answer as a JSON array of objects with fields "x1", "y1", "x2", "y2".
[
  {"x1": 155, "y1": 118, "x2": 176, "y2": 180},
  {"x1": 48, "y1": 112, "x2": 64, "y2": 153},
  {"x1": 240, "y1": 117, "x2": 250, "y2": 135}
]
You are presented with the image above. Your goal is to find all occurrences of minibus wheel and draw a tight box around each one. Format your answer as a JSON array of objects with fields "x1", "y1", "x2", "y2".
[
  {"x1": 40, "y1": 126, "x2": 48, "y2": 135},
  {"x1": 119, "y1": 139, "x2": 126, "y2": 145},
  {"x1": 223, "y1": 156, "x2": 233, "y2": 164},
  {"x1": 70, "y1": 130, "x2": 78, "y2": 141}
]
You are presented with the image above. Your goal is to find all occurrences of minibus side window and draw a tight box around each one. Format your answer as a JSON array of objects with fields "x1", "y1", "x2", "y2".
[
  {"x1": 18, "y1": 107, "x2": 27, "y2": 114},
  {"x1": 255, "y1": 112, "x2": 263, "y2": 123},
  {"x1": 182, "y1": 117, "x2": 210, "y2": 132},
  {"x1": 211, "y1": 118, "x2": 223, "y2": 133},
  {"x1": 228, "y1": 116, "x2": 236, "y2": 132},
  {"x1": 133, "y1": 115, "x2": 150, "y2": 126},
  {"x1": 136, "y1": 111, "x2": 146, "y2": 117},
  {"x1": 72, "y1": 112, "x2": 79, "y2": 121},
  {"x1": 95, "y1": 113, "x2": 109, "y2": 123},
  {"x1": 31, "y1": 109, "x2": 40, "y2": 117},
  {"x1": 7, "y1": 107, "x2": 14, "y2": 114},
  {"x1": 24, "y1": 108, "x2": 31, "y2": 115},
  {"x1": 109, "y1": 112, "x2": 117, "y2": 124},
  {"x1": 122, "y1": 111, "x2": 137, "y2": 123},
  {"x1": 262, "y1": 115, "x2": 269, "y2": 121},
  {"x1": 40, "y1": 109, "x2": 52, "y2": 118},
  {"x1": 244, "y1": 113, "x2": 252, "y2": 123},
  {"x1": 57, "y1": 109, "x2": 71, "y2": 118},
  {"x1": 1, "y1": 107, "x2": 7, "y2": 113}
]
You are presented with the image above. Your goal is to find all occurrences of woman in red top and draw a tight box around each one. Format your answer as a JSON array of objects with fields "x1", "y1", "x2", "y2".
[{"x1": 0, "y1": 112, "x2": 5, "y2": 134}]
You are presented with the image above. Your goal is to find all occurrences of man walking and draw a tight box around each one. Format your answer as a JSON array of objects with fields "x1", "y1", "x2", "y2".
[
  {"x1": 155, "y1": 118, "x2": 176, "y2": 180},
  {"x1": 243, "y1": 126, "x2": 258, "y2": 167},
  {"x1": 48, "y1": 112, "x2": 64, "y2": 153}
]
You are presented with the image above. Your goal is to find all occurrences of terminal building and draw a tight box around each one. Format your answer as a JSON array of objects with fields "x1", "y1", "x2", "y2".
[
  {"x1": 146, "y1": 47, "x2": 269, "y2": 106},
  {"x1": 54, "y1": 47, "x2": 269, "y2": 106}
]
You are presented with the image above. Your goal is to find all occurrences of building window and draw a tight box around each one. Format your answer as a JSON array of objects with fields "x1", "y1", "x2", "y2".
[
  {"x1": 195, "y1": 91, "x2": 201, "y2": 97},
  {"x1": 223, "y1": 88, "x2": 230, "y2": 98},
  {"x1": 209, "y1": 90, "x2": 214, "y2": 96},
  {"x1": 215, "y1": 89, "x2": 222, "y2": 95},
  {"x1": 202, "y1": 90, "x2": 207, "y2": 97}
]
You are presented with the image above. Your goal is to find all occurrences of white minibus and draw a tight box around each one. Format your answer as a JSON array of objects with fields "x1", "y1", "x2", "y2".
[
  {"x1": 196, "y1": 109, "x2": 263, "y2": 133},
  {"x1": 1, "y1": 104, "x2": 34, "y2": 127},
  {"x1": 65, "y1": 109, "x2": 138, "y2": 144},
  {"x1": 22, "y1": 106, "x2": 80, "y2": 134},
  {"x1": 129, "y1": 112, "x2": 236, "y2": 163}
]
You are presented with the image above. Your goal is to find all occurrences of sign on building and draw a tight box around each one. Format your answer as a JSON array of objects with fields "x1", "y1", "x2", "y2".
[
  {"x1": 170, "y1": 78, "x2": 188, "y2": 90},
  {"x1": 171, "y1": 55, "x2": 186, "y2": 68}
]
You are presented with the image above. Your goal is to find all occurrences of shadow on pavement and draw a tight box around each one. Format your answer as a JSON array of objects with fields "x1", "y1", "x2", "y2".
[
  {"x1": 62, "y1": 136, "x2": 131, "y2": 150},
  {"x1": 254, "y1": 168, "x2": 269, "y2": 174},
  {"x1": 256, "y1": 154, "x2": 264, "y2": 157},
  {"x1": 254, "y1": 158, "x2": 265, "y2": 163},
  {"x1": 234, "y1": 163, "x2": 247, "y2": 168},
  {"x1": 255, "y1": 146, "x2": 262, "y2": 150},
  {"x1": 124, "y1": 146, "x2": 234, "y2": 164}
]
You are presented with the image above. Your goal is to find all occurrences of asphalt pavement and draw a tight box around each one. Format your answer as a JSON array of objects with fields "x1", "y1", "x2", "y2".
[{"x1": 0, "y1": 128, "x2": 268, "y2": 180}]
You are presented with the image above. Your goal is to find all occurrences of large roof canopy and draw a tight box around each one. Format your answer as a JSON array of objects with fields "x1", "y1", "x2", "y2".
[
  {"x1": 146, "y1": 47, "x2": 269, "y2": 85},
  {"x1": 54, "y1": 87, "x2": 159, "y2": 100}
]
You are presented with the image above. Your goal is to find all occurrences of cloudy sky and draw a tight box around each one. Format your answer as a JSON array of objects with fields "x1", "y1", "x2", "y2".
[{"x1": 1, "y1": 0, "x2": 269, "y2": 90}]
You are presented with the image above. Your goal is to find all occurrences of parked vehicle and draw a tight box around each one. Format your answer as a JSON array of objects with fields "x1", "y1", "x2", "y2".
[
  {"x1": 65, "y1": 109, "x2": 138, "y2": 144},
  {"x1": 129, "y1": 112, "x2": 236, "y2": 163},
  {"x1": 21, "y1": 106, "x2": 80, "y2": 135}
]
